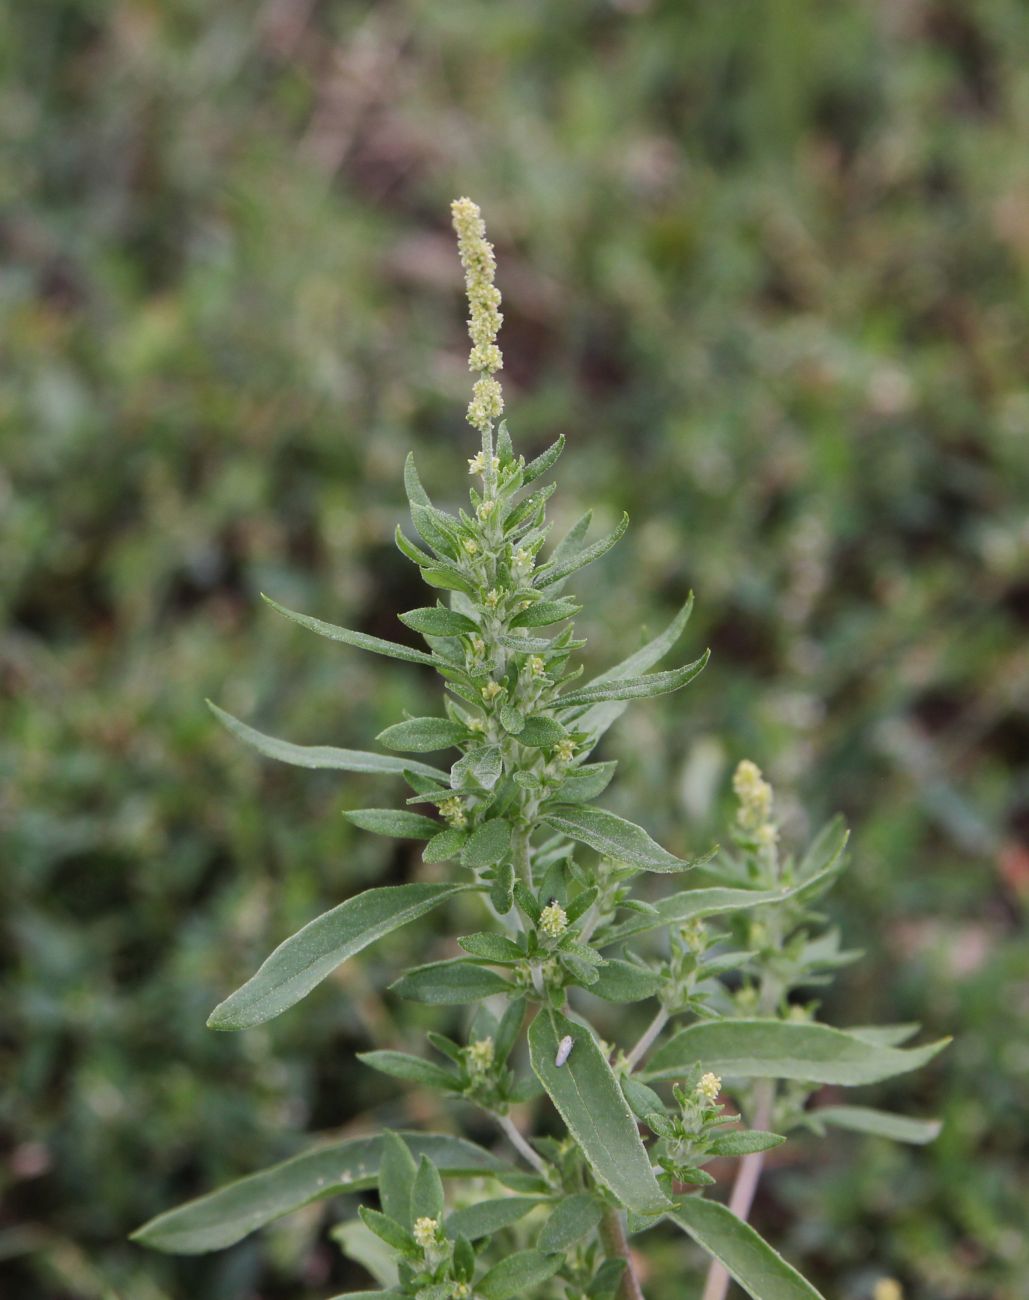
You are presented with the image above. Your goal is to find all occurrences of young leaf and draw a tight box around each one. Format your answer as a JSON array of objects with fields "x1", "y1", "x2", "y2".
[
  {"x1": 558, "y1": 651, "x2": 709, "y2": 710},
  {"x1": 588, "y1": 959, "x2": 663, "y2": 1003},
  {"x1": 410, "y1": 1155, "x2": 445, "y2": 1223},
  {"x1": 521, "y1": 433, "x2": 565, "y2": 485},
  {"x1": 477, "y1": 1250, "x2": 564, "y2": 1300},
  {"x1": 807, "y1": 1106, "x2": 942, "y2": 1145},
  {"x1": 263, "y1": 595, "x2": 437, "y2": 666},
  {"x1": 706, "y1": 1131, "x2": 786, "y2": 1157},
  {"x1": 575, "y1": 595, "x2": 694, "y2": 743},
  {"x1": 457, "y1": 932, "x2": 525, "y2": 963},
  {"x1": 643, "y1": 1020, "x2": 950, "y2": 1086},
  {"x1": 344, "y1": 809, "x2": 440, "y2": 840},
  {"x1": 390, "y1": 959, "x2": 512, "y2": 1005},
  {"x1": 451, "y1": 745, "x2": 504, "y2": 790},
  {"x1": 377, "y1": 717, "x2": 468, "y2": 752},
  {"x1": 550, "y1": 761, "x2": 617, "y2": 805},
  {"x1": 518, "y1": 716, "x2": 568, "y2": 747},
  {"x1": 378, "y1": 1132, "x2": 418, "y2": 1228},
  {"x1": 207, "y1": 883, "x2": 470, "y2": 1030},
  {"x1": 543, "y1": 805, "x2": 705, "y2": 874},
  {"x1": 527, "y1": 1009, "x2": 670, "y2": 1216},
  {"x1": 423, "y1": 826, "x2": 468, "y2": 863},
  {"x1": 356, "y1": 1051, "x2": 462, "y2": 1091},
  {"x1": 395, "y1": 523, "x2": 434, "y2": 567},
  {"x1": 446, "y1": 1197, "x2": 545, "y2": 1242},
  {"x1": 399, "y1": 607, "x2": 479, "y2": 637},
  {"x1": 207, "y1": 703, "x2": 448, "y2": 781},
  {"x1": 358, "y1": 1206, "x2": 417, "y2": 1254},
  {"x1": 403, "y1": 451, "x2": 431, "y2": 507},
  {"x1": 537, "y1": 513, "x2": 629, "y2": 589},
  {"x1": 510, "y1": 598, "x2": 581, "y2": 628},
  {"x1": 536, "y1": 1193, "x2": 603, "y2": 1253},
  {"x1": 670, "y1": 1198, "x2": 826, "y2": 1300},
  {"x1": 799, "y1": 815, "x2": 849, "y2": 880},
  {"x1": 462, "y1": 817, "x2": 512, "y2": 868},
  {"x1": 131, "y1": 1132, "x2": 508, "y2": 1254}
]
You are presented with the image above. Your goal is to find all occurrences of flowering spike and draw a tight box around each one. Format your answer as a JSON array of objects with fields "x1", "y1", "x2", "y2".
[{"x1": 451, "y1": 197, "x2": 504, "y2": 486}]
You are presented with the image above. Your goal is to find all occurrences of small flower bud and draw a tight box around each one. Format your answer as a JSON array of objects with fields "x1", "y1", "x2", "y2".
[
  {"x1": 481, "y1": 680, "x2": 503, "y2": 702},
  {"x1": 463, "y1": 538, "x2": 479, "y2": 556},
  {"x1": 476, "y1": 500, "x2": 495, "y2": 521},
  {"x1": 484, "y1": 588, "x2": 501, "y2": 609},
  {"x1": 554, "y1": 738, "x2": 576, "y2": 762},
  {"x1": 466, "y1": 1036, "x2": 494, "y2": 1076},
  {"x1": 439, "y1": 796, "x2": 467, "y2": 828},
  {"x1": 528, "y1": 655, "x2": 546, "y2": 677}
]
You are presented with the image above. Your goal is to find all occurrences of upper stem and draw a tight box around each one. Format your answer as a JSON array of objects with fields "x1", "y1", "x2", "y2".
[{"x1": 600, "y1": 1206, "x2": 646, "y2": 1300}]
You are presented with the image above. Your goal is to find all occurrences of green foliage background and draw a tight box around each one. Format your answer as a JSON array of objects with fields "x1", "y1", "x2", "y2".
[{"x1": 2, "y1": 2, "x2": 1026, "y2": 1297}]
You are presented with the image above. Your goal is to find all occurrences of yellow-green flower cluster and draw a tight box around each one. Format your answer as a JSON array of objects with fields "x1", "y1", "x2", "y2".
[
  {"x1": 697, "y1": 1071, "x2": 721, "y2": 1102},
  {"x1": 539, "y1": 900, "x2": 568, "y2": 937},
  {"x1": 733, "y1": 758, "x2": 778, "y2": 855},
  {"x1": 466, "y1": 1036, "x2": 495, "y2": 1076},
  {"x1": 413, "y1": 1215, "x2": 440, "y2": 1250},
  {"x1": 451, "y1": 197, "x2": 504, "y2": 436}
]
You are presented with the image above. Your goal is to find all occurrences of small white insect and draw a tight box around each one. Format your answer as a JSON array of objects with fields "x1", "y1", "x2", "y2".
[{"x1": 555, "y1": 1034, "x2": 574, "y2": 1067}]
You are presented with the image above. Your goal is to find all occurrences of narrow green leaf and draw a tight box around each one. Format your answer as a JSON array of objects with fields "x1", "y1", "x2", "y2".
[
  {"x1": 263, "y1": 595, "x2": 437, "y2": 666},
  {"x1": 522, "y1": 433, "x2": 565, "y2": 485},
  {"x1": 670, "y1": 1198, "x2": 826, "y2": 1300},
  {"x1": 518, "y1": 716, "x2": 567, "y2": 748},
  {"x1": 131, "y1": 1132, "x2": 508, "y2": 1254},
  {"x1": 378, "y1": 717, "x2": 468, "y2": 753},
  {"x1": 462, "y1": 818, "x2": 512, "y2": 868},
  {"x1": 543, "y1": 805, "x2": 703, "y2": 874},
  {"x1": 550, "y1": 761, "x2": 617, "y2": 805},
  {"x1": 457, "y1": 932, "x2": 525, "y2": 963},
  {"x1": 598, "y1": 865, "x2": 843, "y2": 947},
  {"x1": 208, "y1": 883, "x2": 469, "y2": 1030},
  {"x1": 808, "y1": 1106, "x2": 942, "y2": 1145},
  {"x1": 528, "y1": 1010, "x2": 670, "y2": 1215},
  {"x1": 378, "y1": 1132, "x2": 417, "y2": 1228},
  {"x1": 644, "y1": 1020, "x2": 951, "y2": 1086},
  {"x1": 391, "y1": 959, "x2": 512, "y2": 1005},
  {"x1": 422, "y1": 565, "x2": 476, "y2": 595},
  {"x1": 846, "y1": 1024, "x2": 921, "y2": 1047},
  {"x1": 588, "y1": 959, "x2": 663, "y2": 1003},
  {"x1": 799, "y1": 815, "x2": 849, "y2": 880},
  {"x1": 399, "y1": 607, "x2": 479, "y2": 637},
  {"x1": 559, "y1": 652, "x2": 709, "y2": 709},
  {"x1": 395, "y1": 523, "x2": 434, "y2": 567},
  {"x1": 451, "y1": 745, "x2": 503, "y2": 790},
  {"x1": 345, "y1": 808, "x2": 440, "y2": 840},
  {"x1": 446, "y1": 1197, "x2": 545, "y2": 1242},
  {"x1": 423, "y1": 826, "x2": 468, "y2": 863},
  {"x1": 357, "y1": 1050, "x2": 462, "y2": 1091},
  {"x1": 706, "y1": 1131, "x2": 786, "y2": 1157},
  {"x1": 359, "y1": 1206, "x2": 417, "y2": 1254},
  {"x1": 410, "y1": 501, "x2": 459, "y2": 558},
  {"x1": 576, "y1": 596, "x2": 695, "y2": 743},
  {"x1": 207, "y1": 703, "x2": 448, "y2": 781},
  {"x1": 404, "y1": 451, "x2": 431, "y2": 506},
  {"x1": 537, "y1": 1193, "x2": 603, "y2": 1253},
  {"x1": 538, "y1": 512, "x2": 629, "y2": 588},
  {"x1": 410, "y1": 1155, "x2": 444, "y2": 1223},
  {"x1": 510, "y1": 598, "x2": 581, "y2": 628},
  {"x1": 478, "y1": 1250, "x2": 563, "y2": 1300}
]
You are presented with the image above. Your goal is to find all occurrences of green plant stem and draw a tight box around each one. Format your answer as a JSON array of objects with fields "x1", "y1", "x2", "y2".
[
  {"x1": 600, "y1": 1206, "x2": 645, "y2": 1300},
  {"x1": 699, "y1": 1078, "x2": 776, "y2": 1300},
  {"x1": 624, "y1": 1006, "x2": 669, "y2": 1071},
  {"x1": 495, "y1": 1111, "x2": 547, "y2": 1176}
]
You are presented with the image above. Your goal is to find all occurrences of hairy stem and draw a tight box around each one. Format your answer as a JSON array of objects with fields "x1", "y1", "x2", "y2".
[
  {"x1": 623, "y1": 1007, "x2": 669, "y2": 1072},
  {"x1": 700, "y1": 1079, "x2": 775, "y2": 1300},
  {"x1": 600, "y1": 1206, "x2": 646, "y2": 1300},
  {"x1": 495, "y1": 1112, "x2": 547, "y2": 1176}
]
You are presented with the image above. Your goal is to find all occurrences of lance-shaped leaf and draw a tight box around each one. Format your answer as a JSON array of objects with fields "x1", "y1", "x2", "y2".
[
  {"x1": 478, "y1": 1249, "x2": 564, "y2": 1299},
  {"x1": 522, "y1": 433, "x2": 565, "y2": 485},
  {"x1": 804, "y1": 1106, "x2": 942, "y2": 1145},
  {"x1": 446, "y1": 1197, "x2": 546, "y2": 1242},
  {"x1": 643, "y1": 1020, "x2": 950, "y2": 1086},
  {"x1": 528, "y1": 1009, "x2": 670, "y2": 1216},
  {"x1": 356, "y1": 1050, "x2": 462, "y2": 1091},
  {"x1": 208, "y1": 883, "x2": 472, "y2": 1030},
  {"x1": 344, "y1": 809, "x2": 440, "y2": 839},
  {"x1": 132, "y1": 1131, "x2": 508, "y2": 1254},
  {"x1": 263, "y1": 595, "x2": 437, "y2": 666},
  {"x1": 390, "y1": 958, "x2": 513, "y2": 1004},
  {"x1": 207, "y1": 703, "x2": 449, "y2": 782},
  {"x1": 537, "y1": 1193, "x2": 603, "y2": 1252},
  {"x1": 378, "y1": 717, "x2": 469, "y2": 752},
  {"x1": 706, "y1": 1131, "x2": 786, "y2": 1157},
  {"x1": 597, "y1": 861, "x2": 845, "y2": 948},
  {"x1": 576, "y1": 596, "x2": 694, "y2": 743},
  {"x1": 588, "y1": 958, "x2": 663, "y2": 1003},
  {"x1": 399, "y1": 607, "x2": 479, "y2": 637},
  {"x1": 537, "y1": 513, "x2": 629, "y2": 589},
  {"x1": 542, "y1": 805, "x2": 707, "y2": 874},
  {"x1": 510, "y1": 598, "x2": 581, "y2": 628},
  {"x1": 558, "y1": 651, "x2": 709, "y2": 710},
  {"x1": 670, "y1": 1199, "x2": 826, "y2": 1300}
]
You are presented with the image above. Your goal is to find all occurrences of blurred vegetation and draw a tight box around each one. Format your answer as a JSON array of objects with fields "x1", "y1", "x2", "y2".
[{"x1": 1, "y1": 2, "x2": 1027, "y2": 1298}]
